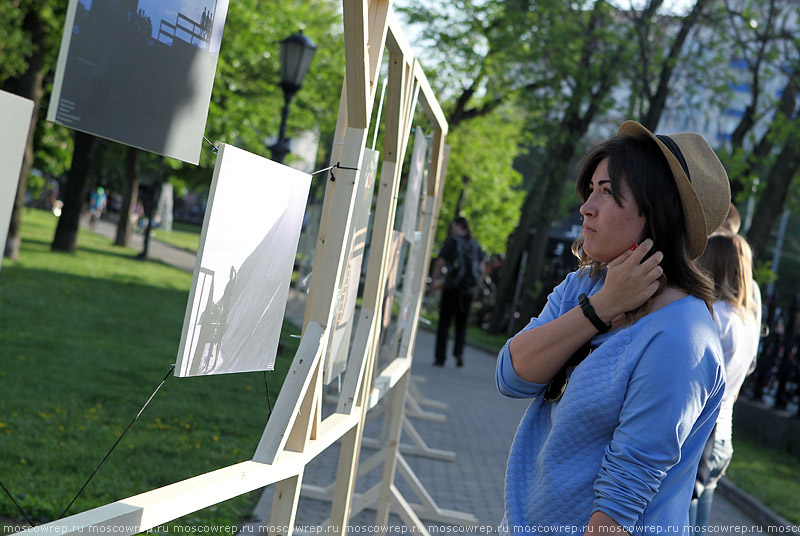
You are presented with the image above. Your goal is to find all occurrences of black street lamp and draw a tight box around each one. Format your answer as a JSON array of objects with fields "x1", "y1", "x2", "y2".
[{"x1": 270, "y1": 32, "x2": 317, "y2": 163}]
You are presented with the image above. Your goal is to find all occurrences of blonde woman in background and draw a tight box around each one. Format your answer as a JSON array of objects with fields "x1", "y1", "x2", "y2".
[{"x1": 689, "y1": 232, "x2": 760, "y2": 532}]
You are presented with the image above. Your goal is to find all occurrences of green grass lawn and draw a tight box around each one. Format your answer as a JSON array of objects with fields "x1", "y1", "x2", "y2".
[
  {"x1": 726, "y1": 432, "x2": 800, "y2": 524},
  {"x1": 0, "y1": 210, "x2": 299, "y2": 530},
  {"x1": 150, "y1": 221, "x2": 202, "y2": 253}
]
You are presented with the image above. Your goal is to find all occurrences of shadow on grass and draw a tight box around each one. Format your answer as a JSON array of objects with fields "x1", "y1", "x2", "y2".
[
  {"x1": 20, "y1": 237, "x2": 142, "y2": 263},
  {"x1": 19, "y1": 237, "x2": 191, "y2": 276}
]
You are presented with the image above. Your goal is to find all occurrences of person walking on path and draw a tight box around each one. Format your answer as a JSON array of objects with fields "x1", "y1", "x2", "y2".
[
  {"x1": 689, "y1": 232, "x2": 761, "y2": 533},
  {"x1": 496, "y1": 121, "x2": 730, "y2": 534},
  {"x1": 432, "y1": 216, "x2": 484, "y2": 367}
]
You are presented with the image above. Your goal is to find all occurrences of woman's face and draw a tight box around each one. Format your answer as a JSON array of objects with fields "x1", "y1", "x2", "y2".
[{"x1": 580, "y1": 158, "x2": 646, "y2": 263}]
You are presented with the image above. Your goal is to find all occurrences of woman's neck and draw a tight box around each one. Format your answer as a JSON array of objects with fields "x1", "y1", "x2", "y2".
[{"x1": 650, "y1": 286, "x2": 688, "y2": 313}]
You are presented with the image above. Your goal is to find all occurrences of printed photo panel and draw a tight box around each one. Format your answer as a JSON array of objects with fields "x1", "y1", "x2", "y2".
[
  {"x1": 324, "y1": 148, "x2": 381, "y2": 383},
  {"x1": 175, "y1": 144, "x2": 311, "y2": 377},
  {"x1": 399, "y1": 127, "x2": 427, "y2": 241},
  {"x1": 0, "y1": 91, "x2": 35, "y2": 271},
  {"x1": 47, "y1": 0, "x2": 230, "y2": 164}
]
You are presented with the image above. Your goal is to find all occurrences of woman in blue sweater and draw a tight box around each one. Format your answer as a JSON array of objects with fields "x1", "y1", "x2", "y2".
[{"x1": 496, "y1": 121, "x2": 730, "y2": 535}]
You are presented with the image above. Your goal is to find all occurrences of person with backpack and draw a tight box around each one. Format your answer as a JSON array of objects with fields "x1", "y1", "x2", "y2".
[{"x1": 432, "y1": 216, "x2": 485, "y2": 367}]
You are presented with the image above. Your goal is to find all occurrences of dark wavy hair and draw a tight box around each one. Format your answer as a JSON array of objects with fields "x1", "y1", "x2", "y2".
[{"x1": 572, "y1": 135, "x2": 715, "y2": 320}]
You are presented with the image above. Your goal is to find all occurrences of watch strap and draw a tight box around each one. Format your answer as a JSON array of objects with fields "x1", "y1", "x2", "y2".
[{"x1": 578, "y1": 293, "x2": 612, "y2": 333}]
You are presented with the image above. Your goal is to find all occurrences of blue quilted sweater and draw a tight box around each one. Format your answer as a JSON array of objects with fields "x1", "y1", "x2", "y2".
[{"x1": 496, "y1": 270, "x2": 725, "y2": 535}]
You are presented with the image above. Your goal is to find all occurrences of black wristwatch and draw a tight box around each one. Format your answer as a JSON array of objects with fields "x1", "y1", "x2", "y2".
[{"x1": 578, "y1": 293, "x2": 612, "y2": 333}]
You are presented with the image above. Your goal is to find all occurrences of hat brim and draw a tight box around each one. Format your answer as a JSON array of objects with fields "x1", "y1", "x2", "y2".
[{"x1": 617, "y1": 121, "x2": 708, "y2": 259}]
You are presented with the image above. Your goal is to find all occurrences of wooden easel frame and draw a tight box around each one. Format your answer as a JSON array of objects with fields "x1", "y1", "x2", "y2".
[{"x1": 16, "y1": 3, "x2": 451, "y2": 536}]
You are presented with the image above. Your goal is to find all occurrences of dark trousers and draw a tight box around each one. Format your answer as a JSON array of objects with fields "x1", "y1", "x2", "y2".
[{"x1": 435, "y1": 287, "x2": 472, "y2": 364}]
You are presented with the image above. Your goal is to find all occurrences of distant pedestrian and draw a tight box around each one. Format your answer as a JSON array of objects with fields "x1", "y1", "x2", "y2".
[
  {"x1": 89, "y1": 187, "x2": 107, "y2": 229},
  {"x1": 433, "y1": 216, "x2": 484, "y2": 367},
  {"x1": 689, "y1": 233, "x2": 760, "y2": 533},
  {"x1": 496, "y1": 121, "x2": 730, "y2": 532}
]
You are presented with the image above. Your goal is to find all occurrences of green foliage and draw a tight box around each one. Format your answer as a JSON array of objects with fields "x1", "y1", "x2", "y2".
[
  {"x1": 0, "y1": 1, "x2": 67, "y2": 86},
  {"x1": 0, "y1": 2, "x2": 71, "y2": 185},
  {"x1": 754, "y1": 260, "x2": 777, "y2": 288},
  {"x1": 33, "y1": 121, "x2": 73, "y2": 181},
  {"x1": 26, "y1": 171, "x2": 46, "y2": 201},
  {"x1": 435, "y1": 107, "x2": 525, "y2": 254},
  {"x1": 0, "y1": 1, "x2": 29, "y2": 82},
  {"x1": 0, "y1": 1, "x2": 65, "y2": 84},
  {"x1": 0, "y1": 209, "x2": 298, "y2": 526},
  {"x1": 175, "y1": 0, "x2": 346, "y2": 192}
]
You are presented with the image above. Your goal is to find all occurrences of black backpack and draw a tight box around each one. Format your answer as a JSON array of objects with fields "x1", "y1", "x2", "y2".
[{"x1": 449, "y1": 238, "x2": 481, "y2": 291}]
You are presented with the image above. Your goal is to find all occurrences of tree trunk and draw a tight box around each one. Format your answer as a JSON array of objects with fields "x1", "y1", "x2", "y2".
[
  {"x1": 138, "y1": 158, "x2": 165, "y2": 260},
  {"x1": 115, "y1": 147, "x2": 140, "y2": 246},
  {"x1": 515, "y1": 173, "x2": 571, "y2": 331},
  {"x1": 489, "y1": 171, "x2": 545, "y2": 333},
  {"x1": 640, "y1": 0, "x2": 708, "y2": 130},
  {"x1": 2, "y1": 10, "x2": 48, "y2": 260},
  {"x1": 138, "y1": 181, "x2": 162, "y2": 260},
  {"x1": 52, "y1": 132, "x2": 99, "y2": 252},
  {"x1": 745, "y1": 131, "x2": 800, "y2": 262},
  {"x1": 739, "y1": 66, "x2": 800, "y2": 179},
  {"x1": 489, "y1": 40, "x2": 620, "y2": 333}
]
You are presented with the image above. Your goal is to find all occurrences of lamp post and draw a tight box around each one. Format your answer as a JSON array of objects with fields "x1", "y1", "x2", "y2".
[{"x1": 270, "y1": 32, "x2": 317, "y2": 163}]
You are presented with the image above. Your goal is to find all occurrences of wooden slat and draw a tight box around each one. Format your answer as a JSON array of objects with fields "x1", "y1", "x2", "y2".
[
  {"x1": 383, "y1": 53, "x2": 406, "y2": 165},
  {"x1": 269, "y1": 472, "x2": 305, "y2": 536},
  {"x1": 343, "y1": 0, "x2": 370, "y2": 127},
  {"x1": 252, "y1": 322, "x2": 326, "y2": 464},
  {"x1": 386, "y1": 9, "x2": 413, "y2": 59},
  {"x1": 307, "y1": 128, "x2": 367, "y2": 327},
  {"x1": 414, "y1": 62, "x2": 448, "y2": 136},
  {"x1": 374, "y1": 372, "x2": 410, "y2": 531}
]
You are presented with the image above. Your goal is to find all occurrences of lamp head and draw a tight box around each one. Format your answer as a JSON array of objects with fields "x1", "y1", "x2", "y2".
[{"x1": 279, "y1": 32, "x2": 317, "y2": 93}]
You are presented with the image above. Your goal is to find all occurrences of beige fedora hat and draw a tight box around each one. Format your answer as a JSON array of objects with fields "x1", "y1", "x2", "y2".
[{"x1": 617, "y1": 120, "x2": 731, "y2": 259}]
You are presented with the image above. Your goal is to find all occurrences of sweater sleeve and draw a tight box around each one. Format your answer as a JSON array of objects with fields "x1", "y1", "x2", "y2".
[
  {"x1": 495, "y1": 275, "x2": 572, "y2": 399},
  {"x1": 496, "y1": 338, "x2": 549, "y2": 398},
  {"x1": 592, "y1": 329, "x2": 720, "y2": 527}
]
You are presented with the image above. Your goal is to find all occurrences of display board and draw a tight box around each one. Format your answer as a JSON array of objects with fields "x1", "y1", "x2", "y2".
[
  {"x1": 0, "y1": 90, "x2": 35, "y2": 269},
  {"x1": 399, "y1": 127, "x2": 427, "y2": 240},
  {"x1": 175, "y1": 144, "x2": 311, "y2": 377},
  {"x1": 324, "y1": 148, "x2": 381, "y2": 383},
  {"x1": 47, "y1": 0, "x2": 229, "y2": 164}
]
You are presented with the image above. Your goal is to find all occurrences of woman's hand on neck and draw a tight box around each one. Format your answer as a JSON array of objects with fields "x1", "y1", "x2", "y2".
[{"x1": 589, "y1": 239, "x2": 664, "y2": 324}]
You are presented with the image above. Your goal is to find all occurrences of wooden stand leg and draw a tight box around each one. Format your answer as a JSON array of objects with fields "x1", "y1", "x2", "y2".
[{"x1": 269, "y1": 472, "x2": 305, "y2": 536}]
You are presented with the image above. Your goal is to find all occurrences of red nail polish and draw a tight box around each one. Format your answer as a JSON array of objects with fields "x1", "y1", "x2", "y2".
[{"x1": 631, "y1": 243, "x2": 638, "y2": 251}]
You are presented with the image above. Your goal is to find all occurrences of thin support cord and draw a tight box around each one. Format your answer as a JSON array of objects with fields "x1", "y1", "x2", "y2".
[
  {"x1": 58, "y1": 365, "x2": 175, "y2": 520},
  {"x1": 0, "y1": 477, "x2": 36, "y2": 527},
  {"x1": 310, "y1": 162, "x2": 359, "y2": 179},
  {"x1": 203, "y1": 136, "x2": 219, "y2": 154},
  {"x1": 263, "y1": 372, "x2": 273, "y2": 418}
]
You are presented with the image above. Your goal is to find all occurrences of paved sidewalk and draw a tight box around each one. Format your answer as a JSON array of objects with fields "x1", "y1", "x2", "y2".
[
  {"x1": 89, "y1": 219, "x2": 197, "y2": 272},
  {"x1": 85, "y1": 220, "x2": 766, "y2": 533}
]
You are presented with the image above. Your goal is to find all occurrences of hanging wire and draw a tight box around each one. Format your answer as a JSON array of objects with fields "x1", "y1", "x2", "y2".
[
  {"x1": 263, "y1": 372, "x2": 273, "y2": 419},
  {"x1": 309, "y1": 162, "x2": 359, "y2": 182},
  {"x1": 203, "y1": 136, "x2": 219, "y2": 154},
  {"x1": 58, "y1": 365, "x2": 175, "y2": 520},
  {"x1": 0, "y1": 477, "x2": 36, "y2": 528}
]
